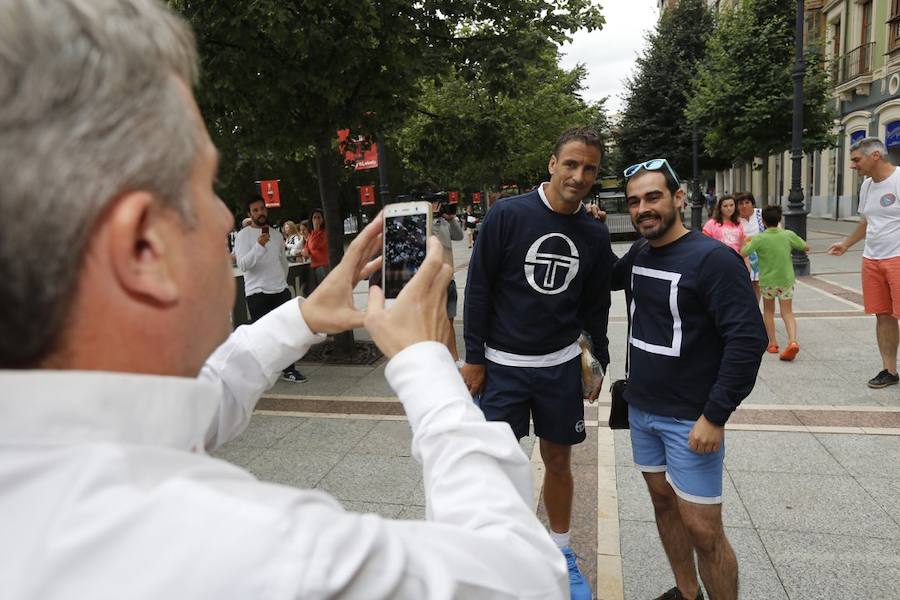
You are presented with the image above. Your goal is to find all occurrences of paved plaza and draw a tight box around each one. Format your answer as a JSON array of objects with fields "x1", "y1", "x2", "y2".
[{"x1": 213, "y1": 217, "x2": 900, "y2": 599}]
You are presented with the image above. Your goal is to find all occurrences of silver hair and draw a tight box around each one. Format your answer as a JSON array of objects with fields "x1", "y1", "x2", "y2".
[
  {"x1": 0, "y1": 0, "x2": 200, "y2": 367},
  {"x1": 849, "y1": 137, "x2": 887, "y2": 157}
]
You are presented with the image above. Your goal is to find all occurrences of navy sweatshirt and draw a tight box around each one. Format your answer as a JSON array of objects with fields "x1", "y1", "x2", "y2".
[
  {"x1": 464, "y1": 189, "x2": 613, "y2": 369},
  {"x1": 612, "y1": 231, "x2": 767, "y2": 425}
]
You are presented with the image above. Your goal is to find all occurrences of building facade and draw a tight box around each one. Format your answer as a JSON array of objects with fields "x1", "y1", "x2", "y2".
[{"x1": 709, "y1": 0, "x2": 900, "y2": 219}]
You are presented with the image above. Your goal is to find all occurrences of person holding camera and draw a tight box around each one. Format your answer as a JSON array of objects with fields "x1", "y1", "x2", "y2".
[
  {"x1": 0, "y1": 1, "x2": 569, "y2": 597},
  {"x1": 432, "y1": 200, "x2": 465, "y2": 361},
  {"x1": 233, "y1": 195, "x2": 307, "y2": 383}
]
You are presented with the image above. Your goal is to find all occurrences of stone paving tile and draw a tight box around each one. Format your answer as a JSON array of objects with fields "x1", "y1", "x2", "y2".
[
  {"x1": 620, "y1": 521, "x2": 785, "y2": 600},
  {"x1": 243, "y1": 448, "x2": 344, "y2": 489},
  {"x1": 339, "y1": 501, "x2": 405, "y2": 519},
  {"x1": 730, "y1": 470, "x2": 900, "y2": 539},
  {"x1": 723, "y1": 431, "x2": 846, "y2": 475},
  {"x1": 353, "y1": 420, "x2": 414, "y2": 456},
  {"x1": 759, "y1": 530, "x2": 900, "y2": 600},
  {"x1": 397, "y1": 505, "x2": 427, "y2": 520},
  {"x1": 614, "y1": 430, "x2": 635, "y2": 467},
  {"x1": 209, "y1": 445, "x2": 263, "y2": 469},
  {"x1": 272, "y1": 417, "x2": 377, "y2": 453},
  {"x1": 756, "y1": 359, "x2": 849, "y2": 383},
  {"x1": 759, "y1": 379, "x2": 887, "y2": 406},
  {"x1": 223, "y1": 414, "x2": 307, "y2": 449},
  {"x1": 342, "y1": 376, "x2": 397, "y2": 398},
  {"x1": 318, "y1": 454, "x2": 421, "y2": 505},
  {"x1": 268, "y1": 374, "x2": 364, "y2": 396},
  {"x1": 615, "y1": 466, "x2": 753, "y2": 528},
  {"x1": 855, "y1": 477, "x2": 900, "y2": 526},
  {"x1": 814, "y1": 433, "x2": 900, "y2": 477}
]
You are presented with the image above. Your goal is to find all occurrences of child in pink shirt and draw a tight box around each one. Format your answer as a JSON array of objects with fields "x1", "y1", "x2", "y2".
[{"x1": 702, "y1": 194, "x2": 746, "y2": 253}]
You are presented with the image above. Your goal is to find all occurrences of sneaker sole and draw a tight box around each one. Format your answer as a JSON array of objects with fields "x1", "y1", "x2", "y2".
[{"x1": 867, "y1": 379, "x2": 899, "y2": 389}]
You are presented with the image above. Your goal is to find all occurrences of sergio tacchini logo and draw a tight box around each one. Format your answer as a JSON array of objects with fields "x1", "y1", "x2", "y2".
[{"x1": 524, "y1": 233, "x2": 580, "y2": 295}]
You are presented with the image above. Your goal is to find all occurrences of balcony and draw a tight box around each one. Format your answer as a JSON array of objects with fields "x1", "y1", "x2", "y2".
[{"x1": 832, "y1": 42, "x2": 875, "y2": 86}]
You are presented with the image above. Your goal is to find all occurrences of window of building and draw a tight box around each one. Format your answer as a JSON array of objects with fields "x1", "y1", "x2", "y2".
[{"x1": 889, "y1": 0, "x2": 900, "y2": 52}]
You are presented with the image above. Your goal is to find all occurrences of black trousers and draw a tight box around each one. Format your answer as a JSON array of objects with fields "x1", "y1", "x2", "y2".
[{"x1": 244, "y1": 288, "x2": 298, "y2": 374}]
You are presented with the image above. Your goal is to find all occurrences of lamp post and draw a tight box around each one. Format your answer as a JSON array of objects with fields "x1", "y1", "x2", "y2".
[
  {"x1": 784, "y1": 0, "x2": 810, "y2": 275},
  {"x1": 691, "y1": 128, "x2": 703, "y2": 230}
]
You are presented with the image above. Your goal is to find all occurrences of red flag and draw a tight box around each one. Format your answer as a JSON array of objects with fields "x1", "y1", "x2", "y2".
[
  {"x1": 472, "y1": 192, "x2": 482, "y2": 205},
  {"x1": 448, "y1": 191, "x2": 459, "y2": 204},
  {"x1": 359, "y1": 184, "x2": 376, "y2": 206},
  {"x1": 258, "y1": 180, "x2": 281, "y2": 208},
  {"x1": 338, "y1": 129, "x2": 378, "y2": 171}
]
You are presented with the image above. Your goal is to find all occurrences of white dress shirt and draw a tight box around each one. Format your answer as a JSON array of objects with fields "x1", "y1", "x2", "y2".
[
  {"x1": 233, "y1": 225, "x2": 290, "y2": 296},
  {"x1": 0, "y1": 300, "x2": 567, "y2": 599}
]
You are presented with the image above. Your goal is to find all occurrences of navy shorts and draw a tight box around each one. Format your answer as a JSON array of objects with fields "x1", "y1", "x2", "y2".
[{"x1": 477, "y1": 356, "x2": 586, "y2": 445}]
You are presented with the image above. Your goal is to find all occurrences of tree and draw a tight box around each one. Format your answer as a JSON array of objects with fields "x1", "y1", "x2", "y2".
[
  {"x1": 686, "y1": 0, "x2": 835, "y2": 179},
  {"x1": 615, "y1": 0, "x2": 719, "y2": 183},
  {"x1": 169, "y1": 0, "x2": 605, "y2": 352},
  {"x1": 394, "y1": 48, "x2": 609, "y2": 194}
]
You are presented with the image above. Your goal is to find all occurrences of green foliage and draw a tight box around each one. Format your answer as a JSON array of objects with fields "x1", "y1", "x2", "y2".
[
  {"x1": 168, "y1": 0, "x2": 606, "y2": 208},
  {"x1": 686, "y1": 0, "x2": 835, "y2": 162},
  {"x1": 394, "y1": 48, "x2": 610, "y2": 192},
  {"x1": 616, "y1": 0, "x2": 718, "y2": 180}
]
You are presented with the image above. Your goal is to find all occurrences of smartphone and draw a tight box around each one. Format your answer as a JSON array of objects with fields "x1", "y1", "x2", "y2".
[
  {"x1": 382, "y1": 201, "x2": 432, "y2": 306},
  {"x1": 261, "y1": 225, "x2": 269, "y2": 235}
]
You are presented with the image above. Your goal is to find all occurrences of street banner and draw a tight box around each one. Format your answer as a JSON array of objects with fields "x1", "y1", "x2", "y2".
[
  {"x1": 472, "y1": 191, "x2": 482, "y2": 205},
  {"x1": 359, "y1": 184, "x2": 376, "y2": 206},
  {"x1": 448, "y1": 190, "x2": 459, "y2": 204},
  {"x1": 257, "y1": 179, "x2": 281, "y2": 208},
  {"x1": 338, "y1": 129, "x2": 378, "y2": 171}
]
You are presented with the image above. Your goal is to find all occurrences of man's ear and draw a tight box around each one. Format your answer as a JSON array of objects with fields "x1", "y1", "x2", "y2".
[
  {"x1": 548, "y1": 154, "x2": 558, "y2": 176},
  {"x1": 106, "y1": 191, "x2": 180, "y2": 305},
  {"x1": 674, "y1": 188, "x2": 686, "y2": 209}
]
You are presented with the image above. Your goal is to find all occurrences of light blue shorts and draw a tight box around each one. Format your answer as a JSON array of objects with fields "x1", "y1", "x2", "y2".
[{"x1": 629, "y1": 404, "x2": 724, "y2": 504}]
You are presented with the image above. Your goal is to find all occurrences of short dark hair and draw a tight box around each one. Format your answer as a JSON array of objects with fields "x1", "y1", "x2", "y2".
[
  {"x1": 735, "y1": 192, "x2": 756, "y2": 206},
  {"x1": 712, "y1": 194, "x2": 739, "y2": 225},
  {"x1": 552, "y1": 126, "x2": 603, "y2": 157},
  {"x1": 761, "y1": 204, "x2": 782, "y2": 227},
  {"x1": 624, "y1": 167, "x2": 680, "y2": 196},
  {"x1": 245, "y1": 195, "x2": 265, "y2": 214}
]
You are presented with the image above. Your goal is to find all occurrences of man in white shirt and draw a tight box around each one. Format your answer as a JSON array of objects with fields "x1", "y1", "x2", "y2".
[
  {"x1": 0, "y1": 1, "x2": 568, "y2": 598},
  {"x1": 233, "y1": 194, "x2": 307, "y2": 383},
  {"x1": 829, "y1": 137, "x2": 900, "y2": 389}
]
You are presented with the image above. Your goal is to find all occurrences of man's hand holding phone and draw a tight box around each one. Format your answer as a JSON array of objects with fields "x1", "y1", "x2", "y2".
[
  {"x1": 258, "y1": 225, "x2": 270, "y2": 247},
  {"x1": 365, "y1": 236, "x2": 453, "y2": 359},
  {"x1": 300, "y1": 215, "x2": 383, "y2": 334}
]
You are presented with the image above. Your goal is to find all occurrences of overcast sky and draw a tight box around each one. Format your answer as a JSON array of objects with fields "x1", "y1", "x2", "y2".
[{"x1": 558, "y1": 0, "x2": 660, "y2": 116}]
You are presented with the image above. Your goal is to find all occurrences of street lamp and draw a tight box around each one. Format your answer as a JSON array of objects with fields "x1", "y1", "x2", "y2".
[
  {"x1": 784, "y1": 0, "x2": 810, "y2": 275},
  {"x1": 691, "y1": 128, "x2": 703, "y2": 230}
]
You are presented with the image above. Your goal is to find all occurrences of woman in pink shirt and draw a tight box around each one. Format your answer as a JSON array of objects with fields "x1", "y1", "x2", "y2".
[{"x1": 702, "y1": 194, "x2": 746, "y2": 253}]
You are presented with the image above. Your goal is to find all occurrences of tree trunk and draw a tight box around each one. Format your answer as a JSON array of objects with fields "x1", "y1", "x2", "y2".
[
  {"x1": 314, "y1": 133, "x2": 354, "y2": 355},
  {"x1": 761, "y1": 155, "x2": 770, "y2": 206}
]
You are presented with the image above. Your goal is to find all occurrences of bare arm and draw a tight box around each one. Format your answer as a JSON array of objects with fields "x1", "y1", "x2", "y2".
[{"x1": 828, "y1": 217, "x2": 867, "y2": 256}]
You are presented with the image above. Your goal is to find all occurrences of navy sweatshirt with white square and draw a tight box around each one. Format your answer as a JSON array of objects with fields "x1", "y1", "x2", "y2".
[
  {"x1": 612, "y1": 231, "x2": 767, "y2": 425},
  {"x1": 464, "y1": 190, "x2": 613, "y2": 369}
]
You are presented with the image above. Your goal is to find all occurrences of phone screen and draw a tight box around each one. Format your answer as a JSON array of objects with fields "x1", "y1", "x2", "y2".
[{"x1": 383, "y1": 213, "x2": 428, "y2": 299}]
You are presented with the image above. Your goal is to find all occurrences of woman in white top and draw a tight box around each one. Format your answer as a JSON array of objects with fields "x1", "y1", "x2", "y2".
[
  {"x1": 737, "y1": 192, "x2": 766, "y2": 302},
  {"x1": 282, "y1": 220, "x2": 305, "y2": 262}
]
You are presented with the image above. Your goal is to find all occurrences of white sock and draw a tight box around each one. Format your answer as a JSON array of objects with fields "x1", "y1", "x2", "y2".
[{"x1": 549, "y1": 529, "x2": 571, "y2": 549}]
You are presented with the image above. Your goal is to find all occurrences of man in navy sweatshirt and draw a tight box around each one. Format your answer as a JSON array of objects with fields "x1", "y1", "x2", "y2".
[
  {"x1": 462, "y1": 126, "x2": 613, "y2": 600},
  {"x1": 613, "y1": 160, "x2": 767, "y2": 600}
]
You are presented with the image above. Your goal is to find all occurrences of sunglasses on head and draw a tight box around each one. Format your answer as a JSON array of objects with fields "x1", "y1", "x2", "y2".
[{"x1": 623, "y1": 158, "x2": 680, "y2": 185}]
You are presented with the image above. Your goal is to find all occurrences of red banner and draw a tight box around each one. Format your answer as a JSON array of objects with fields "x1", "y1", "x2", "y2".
[
  {"x1": 472, "y1": 191, "x2": 482, "y2": 205},
  {"x1": 337, "y1": 129, "x2": 378, "y2": 171},
  {"x1": 448, "y1": 191, "x2": 459, "y2": 204},
  {"x1": 359, "y1": 184, "x2": 376, "y2": 206},
  {"x1": 258, "y1": 179, "x2": 281, "y2": 208}
]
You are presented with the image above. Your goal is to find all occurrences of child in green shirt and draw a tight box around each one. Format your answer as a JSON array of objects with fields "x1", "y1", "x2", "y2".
[{"x1": 741, "y1": 205, "x2": 810, "y2": 361}]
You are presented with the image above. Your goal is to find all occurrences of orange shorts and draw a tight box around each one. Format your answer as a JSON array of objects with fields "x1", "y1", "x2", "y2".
[{"x1": 862, "y1": 256, "x2": 900, "y2": 318}]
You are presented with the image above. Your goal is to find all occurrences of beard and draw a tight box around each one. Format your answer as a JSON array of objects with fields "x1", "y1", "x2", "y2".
[
  {"x1": 253, "y1": 214, "x2": 268, "y2": 226},
  {"x1": 633, "y1": 209, "x2": 677, "y2": 240}
]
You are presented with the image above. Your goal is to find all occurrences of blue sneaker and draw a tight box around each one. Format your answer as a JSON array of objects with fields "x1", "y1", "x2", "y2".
[{"x1": 561, "y1": 546, "x2": 591, "y2": 600}]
